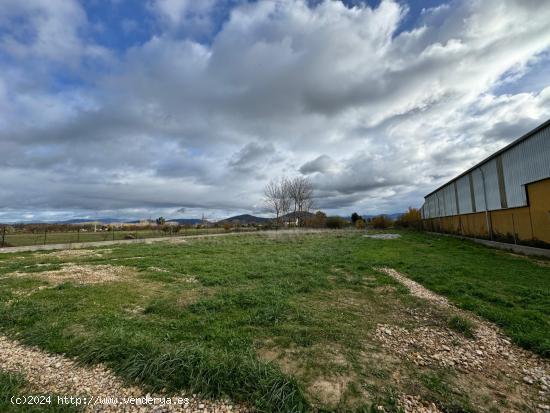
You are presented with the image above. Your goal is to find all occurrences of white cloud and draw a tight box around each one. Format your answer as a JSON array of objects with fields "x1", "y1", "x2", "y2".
[
  {"x1": 0, "y1": 0, "x2": 108, "y2": 64},
  {"x1": 1, "y1": 0, "x2": 550, "y2": 221}
]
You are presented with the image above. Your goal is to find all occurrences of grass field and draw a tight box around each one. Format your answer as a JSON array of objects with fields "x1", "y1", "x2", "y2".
[
  {"x1": 0, "y1": 231, "x2": 548, "y2": 412},
  {"x1": 0, "y1": 227, "x2": 228, "y2": 248}
]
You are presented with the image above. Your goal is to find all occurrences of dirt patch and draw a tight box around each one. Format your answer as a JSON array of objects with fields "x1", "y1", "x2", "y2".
[
  {"x1": 36, "y1": 249, "x2": 113, "y2": 259},
  {"x1": 0, "y1": 335, "x2": 247, "y2": 412},
  {"x1": 258, "y1": 341, "x2": 353, "y2": 408},
  {"x1": 310, "y1": 376, "x2": 353, "y2": 407},
  {"x1": 257, "y1": 345, "x2": 303, "y2": 376},
  {"x1": 374, "y1": 285, "x2": 398, "y2": 294},
  {"x1": 375, "y1": 267, "x2": 550, "y2": 413},
  {"x1": 9, "y1": 264, "x2": 134, "y2": 286}
]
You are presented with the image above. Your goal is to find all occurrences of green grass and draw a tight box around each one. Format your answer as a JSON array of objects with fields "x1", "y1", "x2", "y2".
[
  {"x1": 0, "y1": 230, "x2": 547, "y2": 412},
  {"x1": 358, "y1": 231, "x2": 550, "y2": 356},
  {"x1": 0, "y1": 371, "x2": 80, "y2": 413}
]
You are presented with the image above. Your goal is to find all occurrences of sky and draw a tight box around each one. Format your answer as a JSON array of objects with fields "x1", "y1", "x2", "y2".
[{"x1": 1, "y1": 0, "x2": 550, "y2": 222}]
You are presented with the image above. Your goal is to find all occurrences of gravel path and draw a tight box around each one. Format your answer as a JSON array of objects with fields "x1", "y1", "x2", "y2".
[
  {"x1": 375, "y1": 267, "x2": 550, "y2": 413},
  {"x1": 0, "y1": 336, "x2": 248, "y2": 412}
]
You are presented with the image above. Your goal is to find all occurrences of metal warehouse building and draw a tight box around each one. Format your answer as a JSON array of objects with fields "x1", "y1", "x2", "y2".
[{"x1": 421, "y1": 119, "x2": 550, "y2": 245}]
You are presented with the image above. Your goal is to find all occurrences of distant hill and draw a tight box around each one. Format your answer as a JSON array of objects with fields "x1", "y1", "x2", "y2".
[{"x1": 218, "y1": 214, "x2": 271, "y2": 224}]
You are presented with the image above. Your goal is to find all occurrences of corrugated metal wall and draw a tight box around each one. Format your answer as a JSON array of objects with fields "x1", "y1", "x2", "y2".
[
  {"x1": 456, "y1": 175, "x2": 472, "y2": 214},
  {"x1": 422, "y1": 122, "x2": 550, "y2": 218},
  {"x1": 502, "y1": 126, "x2": 550, "y2": 208}
]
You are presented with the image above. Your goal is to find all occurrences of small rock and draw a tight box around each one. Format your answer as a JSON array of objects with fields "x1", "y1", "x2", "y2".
[{"x1": 523, "y1": 376, "x2": 534, "y2": 385}]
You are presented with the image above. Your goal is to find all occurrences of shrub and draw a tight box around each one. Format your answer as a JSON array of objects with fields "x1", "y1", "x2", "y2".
[
  {"x1": 223, "y1": 222, "x2": 232, "y2": 232},
  {"x1": 395, "y1": 207, "x2": 422, "y2": 229},
  {"x1": 355, "y1": 219, "x2": 366, "y2": 230},
  {"x1": 326, "y1": 216, "x2": 347, "y2": 229},
  {"x1": 371, "y1": 215, "x2": 393, "y2": 229},
  {"x1": 307, "y1": 211, "x2": 327, "y2": 228}
]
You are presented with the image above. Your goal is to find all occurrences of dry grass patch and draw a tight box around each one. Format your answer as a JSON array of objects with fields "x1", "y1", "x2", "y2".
[
  {"x1": 9, "y1": 264, "x2": 135, "y2": 286},
  {"x1": 36, "y1": 248, "x2": 113, "y2": 259}
]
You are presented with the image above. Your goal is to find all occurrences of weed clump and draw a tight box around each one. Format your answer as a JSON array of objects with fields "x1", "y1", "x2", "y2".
[{"x1": 448, "y1": 315, "x2": 476, "y2": 339}]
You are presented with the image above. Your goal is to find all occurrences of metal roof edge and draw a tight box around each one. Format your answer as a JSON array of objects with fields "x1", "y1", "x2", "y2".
[{"x1": 424, "y1": 118, "x2": 550, "y2": 199}]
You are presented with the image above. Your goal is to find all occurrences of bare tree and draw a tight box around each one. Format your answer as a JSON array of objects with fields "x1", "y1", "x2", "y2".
[
  {"x1": 286, "y1": 176, "x2": 314, "y2": 227},
  {"x1": 264, "y1": 178, "x2": 289, "y2": 229},
  {"x1": 280, "y1": 177, "x2": 291, "y2": 225}
]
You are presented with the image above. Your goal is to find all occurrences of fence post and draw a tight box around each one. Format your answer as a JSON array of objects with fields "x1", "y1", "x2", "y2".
[
  {"x1": 43, "y1": 228, "x2": 47, "y2": 245},
  {"x1": 113, "y1": 228, "x2": 115, "y2": 241},
  {"x1": 77, "y1": 228, "x2": 80, "y2": 243},
  {"x1": 1, "y1": 226, "x2": 5, "y2": 248}
]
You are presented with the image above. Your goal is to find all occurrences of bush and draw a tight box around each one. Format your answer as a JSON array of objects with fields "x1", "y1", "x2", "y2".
[
  {"x1": 355, "y1": 219, "x2": 366, "y2": 230},
  {"x1": 223, "y1": 223, "x2": 232, "y2": 232},
  {"x1": 326, "y1": 216, "x2": 347, "y2": 229},
  {"x1": 371, "y1": 215, "x2": 393, "y2": 229},
  {"x1": 395, "y1": 207, "x2": 422, "y2": 229}
]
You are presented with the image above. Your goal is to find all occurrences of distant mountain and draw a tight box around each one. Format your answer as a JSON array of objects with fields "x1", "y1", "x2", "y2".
[{"x1": 218, "y1": 214, "x2": 271, "y2": 224}]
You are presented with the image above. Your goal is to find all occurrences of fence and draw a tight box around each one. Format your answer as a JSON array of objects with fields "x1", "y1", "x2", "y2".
[{"x1": 0, "y1": 226, "x2": 247, "y2": 249}]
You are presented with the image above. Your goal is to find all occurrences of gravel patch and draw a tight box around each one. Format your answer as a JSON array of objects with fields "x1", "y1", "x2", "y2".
[
  {"x1": 363, "y1": 234, "x2": 401, "y2": 240},
  {"x1": 0, "y1": 335, "x2": 248, "y2": 412},
  {"x1": 376, "y1": 267, "x2": 449, "y2": 307},
  {"x1": 399, "y1": 395, "x2": 443, "y2": 413},
  {"x1": 375, "y1": 267, "x2": 550, "y2": 413}
]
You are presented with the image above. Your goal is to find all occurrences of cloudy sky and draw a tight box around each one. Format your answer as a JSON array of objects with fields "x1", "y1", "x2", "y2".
[{"x1": 1, "y1": 0, "x2": 550, "y2": 222}]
